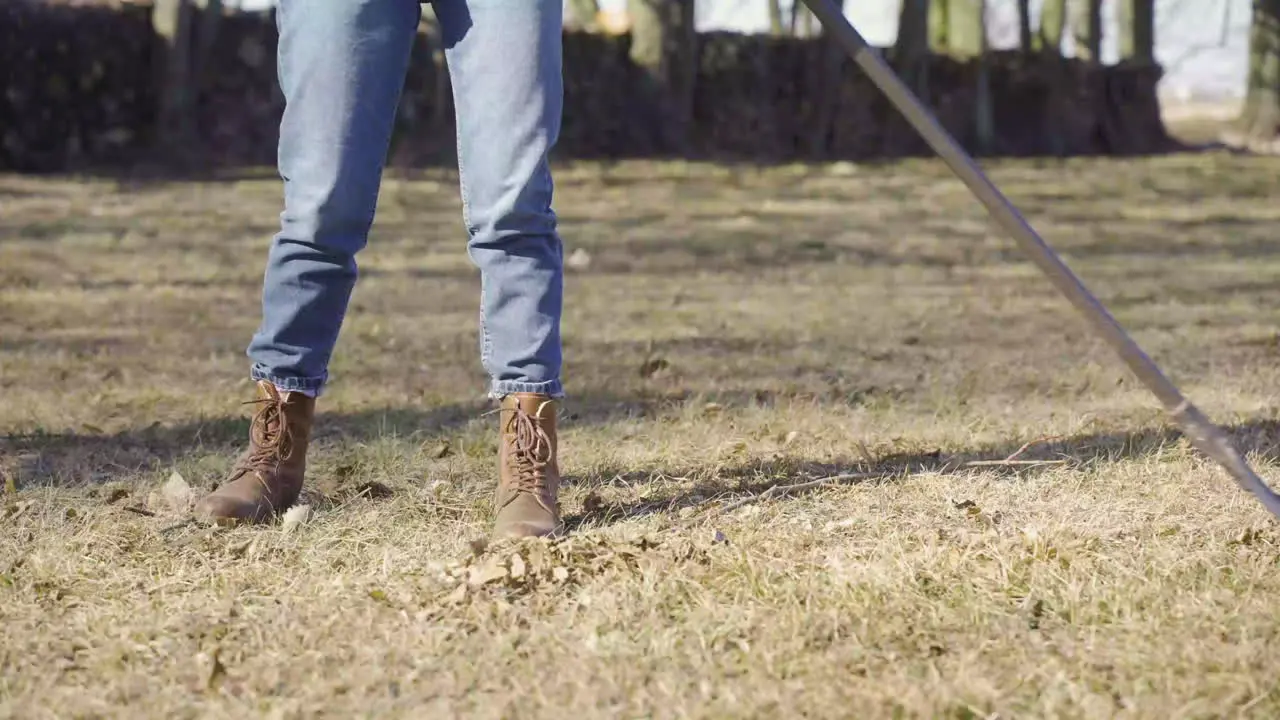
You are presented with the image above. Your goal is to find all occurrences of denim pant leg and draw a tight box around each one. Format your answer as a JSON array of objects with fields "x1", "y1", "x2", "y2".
[
  {"x1": 246, "y1": 0, "x2": 421, "y2": 396},
  {"x1": 436, "y1": 0, "x2": 566, "y2": 399}
]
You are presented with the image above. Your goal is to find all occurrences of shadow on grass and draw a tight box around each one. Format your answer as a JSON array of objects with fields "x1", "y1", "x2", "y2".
[
  {"x1": 0, "y1": 389, "x2": 729, "y2": 487},
  {"x1": 1, "y1": 403, "x2": 486, "y2": 488},
  {"x1": 7, "y1": 387, "x2": 1280, "y2": 528},
  {"x1": 561, "y1": 417, "x2": 1280, "y2": 530}
]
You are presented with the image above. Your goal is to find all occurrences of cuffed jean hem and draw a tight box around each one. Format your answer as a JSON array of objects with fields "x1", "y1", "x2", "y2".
[
  {"x1": 489, "y1": 379, "x2": 564, "y2": 400},
  {"x1": 251, "y1": 364, "x2": 327, "y2": 397}
]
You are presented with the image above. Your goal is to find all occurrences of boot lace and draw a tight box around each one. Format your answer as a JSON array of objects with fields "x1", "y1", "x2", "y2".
[
  {"x1": 505, "y1": 404, "x2": 553, "y2": 499},
  {"x1": 233, "y1": 394, "x2": 293, "y2": 476}
]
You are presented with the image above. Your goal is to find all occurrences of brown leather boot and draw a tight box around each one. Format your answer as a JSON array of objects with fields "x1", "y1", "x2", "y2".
[
  {"x1": 194, "y1": 380, "x2": 315, "y2": 525},
  {"x1": 493, "y1": 393, "x2": 563, "y2": 539}
]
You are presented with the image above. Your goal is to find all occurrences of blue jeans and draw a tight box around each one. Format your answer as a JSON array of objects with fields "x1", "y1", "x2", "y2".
[{"x1": 246, "y1": 0, "x2": 565, "y2": 399}]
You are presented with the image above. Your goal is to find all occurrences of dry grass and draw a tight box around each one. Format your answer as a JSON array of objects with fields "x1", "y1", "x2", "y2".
[{"x1": 4, "y1": 150, "x2": 1280, "y2": 718}]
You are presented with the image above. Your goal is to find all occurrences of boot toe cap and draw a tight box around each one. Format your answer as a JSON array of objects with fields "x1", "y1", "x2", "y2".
[
  {"x1": 493, "y1": 517, "x2": 563, "y2": 539},
  {"x1": 194, "y1": 495, "x2": 271, "y2": 525}
]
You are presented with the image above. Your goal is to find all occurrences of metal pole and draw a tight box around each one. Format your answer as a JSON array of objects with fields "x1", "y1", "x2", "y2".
[{"x1": 800, "y1": 0, "x2": 1280, "y2": 519}]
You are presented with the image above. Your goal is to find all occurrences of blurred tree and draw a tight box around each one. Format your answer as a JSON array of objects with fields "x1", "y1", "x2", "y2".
[
  {"x1": 627, "y1": 0, "x2": 696, "y2": 152},
  {"x1": 152, "y1": 0, "x2": 195, "y2": 155},
  {"x1": 1016, "y1": 0, "x2": 1032, "y2": 52},
  {"x1": 975, "y1": 0, "x2": 992, "y2": 153},
  {"x1": 1116, "y1": 0, "x2": 1155, "y2": 62},
  {"x1": 566, "y1": 0, "x2": 601, "y2": 31},
  {"x1": 934, "y1": 0, "x2": 983, "y2": 56},
  {"x1": 1226, "y1": 0, "x2": 1280, "y2": 150},
  {"x1": 921, "y1": 0, "x2": 991, "y2": 152},
  {"x1": 790, "y1": 1, "x2": 818, "y2": 37},
  {"x1": 1069, "y1": 0, "x2": 1102, "y2": 61},
  {"x1": 895, "y1": 0, "x2": 932, "y2": 94},
  {"x1": 806, "y1": 0, "x2": 844, "y2": 157},
  {"x1": 769, "y1": 0, "x2": 785, "y2": 35},
  {"x1": 1039, "y1": 0, "x2": 1066, "y2": 53},
  {"x1": 193, "y1": 0, "x2": 224, "y2": 102}
]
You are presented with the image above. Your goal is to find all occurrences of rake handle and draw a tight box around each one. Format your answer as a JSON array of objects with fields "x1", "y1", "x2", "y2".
[{"x1": 800, "y1": 0, "x2": 1280, "y2": 519}]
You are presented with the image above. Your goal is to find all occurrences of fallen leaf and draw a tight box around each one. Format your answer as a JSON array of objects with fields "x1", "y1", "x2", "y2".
[
  {"x1": 552, "y1": 566, "x2": 570, "y2": 583},
  {"x1": 566, "y1": 247, "x2": 592, "y2": 270},
  {"x1": 162, "y1": 471, "x2": 194, "y2": 513},
  {"x1": 1233, "y1": 527, "x2": 1267, "y2": 546},
  {"x1": 525, "y1": 543, "x2": 547, "y2": 572},
  {"x1": 281, "y1": 504, "x2": 312, "y2": 534},
  {"x1": 509, "y1": 553, "x2": 526, "y2": 580},
  {"x1": 354, "y1": 482, "x2": 394, "y2": 500},
  {"x1": 226, "y1": 539, "x2": 253, "y2": 558},
  {"x1": 824, "y1": 517, "x2": 859, "y2": 531},
  {"x1": 103, "y1": 486, "x2": 129, "y2": 504},
  {"x1": 201, "y1": 649, "x2": 227, "y2": 691},
  {"x1": 639, "y1": 356, "x2": 670, "y2": 378},
  {"x1": 5, "y1": 500, "x2": 34, "y2": 521},
  {"x1": 470, "y1": 557, "x2": 508, "y2": 586}
]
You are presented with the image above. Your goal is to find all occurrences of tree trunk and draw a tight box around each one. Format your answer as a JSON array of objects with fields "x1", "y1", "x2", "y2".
[
  {"x1": 627, "y1": 0, "x2": 696, "y2": 153},
  {"x1": 1116, "y1": 0, "x2": 1155, "y2": 62},
  {"x1": 1069, "y1": 0, "x2": 1102, "y2": 62},
  {"x1": 799, "y1": 5, "x2": 818, "y2": 37},
  {"x1": 192, "y1": 0, "x2": 223, "y2": 100},
  {"x1": 807, "y1": 0, "x2": 845, "y2": 157},
  {"x1": 940, "y1": 0, "x2": 983, "y2": 57},
  {"x1": 670, "y1": 0, "x2": 697, "y2": 146},
  {"x1": 152, "y1": 0, "x2": 195, "y2": 156},
  {"x1": 1039, "y1": 0, "x2": 1069, "y2": 154},
  {"x1": 975, "y1": 0, "x2": 994, "y2": 153},
  {"x1": 1039, "y1": 0, "x2": 1066, "y2": 54},
  {"x1": 1225, "y1": 0, "x2": 1280, "y2": 151},
  {"x1": 1016, "y1": 0, "x2": 1032, "y2": 53},
  {"x1": 896, "y1": 0, "x2": 932, "y2": 95},
  {"x1": 566, "y1": 0, "x2": 601, "y2": 31},
  {"x1": 789, "y1": 0, "x2": 801, "y2": 35},
  {"x1": 628, "y1": 0, "x2": 664, "y2": 83},
  {"x1": 929, "y1": 0, "x2": 948, "y2": 50},
  {"x1": 769, "y1": 0, "x2": 785, "y2": 35},
  {"x1": 928, "y1": 0, "x2": 988, "y2": 147}
]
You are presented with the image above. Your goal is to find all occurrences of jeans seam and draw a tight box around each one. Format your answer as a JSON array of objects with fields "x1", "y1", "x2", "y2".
[
  {"x1": 476, "y1": 262, "x2": 494, "y2": 372},
  {"x1": 454, "y1": 96, "x2": 476, "y2": 237}
]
